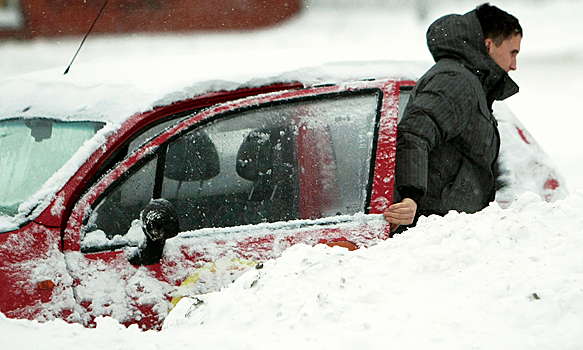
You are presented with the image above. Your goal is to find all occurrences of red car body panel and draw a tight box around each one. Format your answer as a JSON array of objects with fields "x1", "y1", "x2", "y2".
[
  {"x1": 1, "y1": 0, "x2": 301, "y2": 39},
  {"x1": 0, "y1": 223, "x2": 64, "y2": 319}
]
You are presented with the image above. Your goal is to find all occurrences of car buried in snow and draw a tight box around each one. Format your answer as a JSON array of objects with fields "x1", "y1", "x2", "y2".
[{"x1": 0, "y1": 52, "x2": 567, "y2": 330}]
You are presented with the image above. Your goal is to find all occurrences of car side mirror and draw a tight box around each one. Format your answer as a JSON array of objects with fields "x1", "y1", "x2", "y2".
[{"x1": 129, "y1": 198, "x2": 180, "y2": 266}]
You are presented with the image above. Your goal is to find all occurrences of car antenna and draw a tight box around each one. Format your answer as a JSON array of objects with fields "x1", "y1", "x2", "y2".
[{"x1": 64, "y1": 0, "x2": 110, "y2": 75}]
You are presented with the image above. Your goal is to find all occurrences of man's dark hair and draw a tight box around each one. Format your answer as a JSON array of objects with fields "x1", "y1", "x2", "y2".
[{"x1": 476, "y1": 3, "x2": 522, "y2": 45}]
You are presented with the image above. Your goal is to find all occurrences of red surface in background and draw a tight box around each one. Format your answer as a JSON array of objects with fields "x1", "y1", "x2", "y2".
[{"x1": 1, "y1": 0, "x2": 301, "y2": 39}]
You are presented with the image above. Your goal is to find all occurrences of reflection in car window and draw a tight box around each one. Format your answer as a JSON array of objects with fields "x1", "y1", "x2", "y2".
[
  {"x1": 81, "y1": 90, "x2": 380, "y2": 251},
  {"x1": 0, "y1": 118, "x2": 104, "y2": 216}
]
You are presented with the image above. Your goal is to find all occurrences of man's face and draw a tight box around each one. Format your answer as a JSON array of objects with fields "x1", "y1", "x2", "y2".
[{"x1": 485, "y1": 34, "x2": 522, "y2": 73}]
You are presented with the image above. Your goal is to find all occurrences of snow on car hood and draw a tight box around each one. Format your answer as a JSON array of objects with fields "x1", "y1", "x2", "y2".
[{"x1": 0, "y1": 50, "x2": 430, "y2": 124}]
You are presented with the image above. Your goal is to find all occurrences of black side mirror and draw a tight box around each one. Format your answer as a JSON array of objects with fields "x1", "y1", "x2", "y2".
[{"x1": 129, "y1": 198, "x2": 180, "y2": 266}]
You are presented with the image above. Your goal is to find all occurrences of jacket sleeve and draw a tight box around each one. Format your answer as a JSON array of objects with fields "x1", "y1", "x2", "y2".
[{"x1": 395, "y1": 71, "x2": 478, "y2": 197}]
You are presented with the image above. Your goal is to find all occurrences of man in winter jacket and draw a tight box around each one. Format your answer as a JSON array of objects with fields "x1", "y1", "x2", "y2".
[{"x1": 384, "y1": 3, "x2": 522, "y2": 233}]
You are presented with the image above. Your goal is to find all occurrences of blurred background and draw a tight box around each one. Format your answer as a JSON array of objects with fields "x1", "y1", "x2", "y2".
[{"x1": 1, "y1": 0, "x2": 582, "y2": 191}]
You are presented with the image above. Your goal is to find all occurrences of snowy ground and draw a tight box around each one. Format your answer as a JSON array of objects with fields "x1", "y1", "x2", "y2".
[{"x1": 2, "y1": 1, "x2": 583, "y2": 349}]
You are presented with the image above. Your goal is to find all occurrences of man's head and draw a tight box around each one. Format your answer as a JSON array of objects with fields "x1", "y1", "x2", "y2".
[{"x1": 476, "y1": 3, "x2": 522, "y2": 72}]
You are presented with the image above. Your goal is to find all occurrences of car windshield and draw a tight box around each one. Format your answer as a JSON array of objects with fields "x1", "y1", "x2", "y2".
[{"x1": 0, "y1": 118, "x2": 104, "y2": 216}]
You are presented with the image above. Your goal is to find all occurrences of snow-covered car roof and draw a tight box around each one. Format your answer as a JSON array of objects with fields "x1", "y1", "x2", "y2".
[{"x1": 0, "y1": 50, "x2": 431, "y2": 125}]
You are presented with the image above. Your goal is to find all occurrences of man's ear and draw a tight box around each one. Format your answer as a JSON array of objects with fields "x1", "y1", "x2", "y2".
[{"x1": 485, "y1": 38, "x2": 493, "y2": 53}]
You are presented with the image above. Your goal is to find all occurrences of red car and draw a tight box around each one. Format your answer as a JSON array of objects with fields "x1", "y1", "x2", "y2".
[{"x1": 0, "y1": 56, "x2": 566, "y2": 330}]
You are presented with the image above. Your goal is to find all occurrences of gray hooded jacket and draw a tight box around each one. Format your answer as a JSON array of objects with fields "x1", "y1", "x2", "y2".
[{"x1": 395, "y1": 9, "x2": 519, "y2": 217}]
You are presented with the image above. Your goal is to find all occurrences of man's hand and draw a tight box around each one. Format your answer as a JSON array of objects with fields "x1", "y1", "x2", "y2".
[{"x1": 383, "y1": 198, "x2": 417, "y2": 232}]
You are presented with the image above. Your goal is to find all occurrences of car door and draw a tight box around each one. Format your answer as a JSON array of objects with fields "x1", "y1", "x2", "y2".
[{"x1": 62, "y1": 79, "x2": 399, "y2": 329}]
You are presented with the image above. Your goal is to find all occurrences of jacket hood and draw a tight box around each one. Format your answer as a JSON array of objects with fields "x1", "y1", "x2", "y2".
[{"x1": 426, "y1": 9, "x2": 518, "y2": 102}]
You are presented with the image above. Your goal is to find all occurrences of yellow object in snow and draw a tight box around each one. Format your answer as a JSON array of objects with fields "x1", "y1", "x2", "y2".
[{"x1": 170, "y1": 258, "x2": 258, "y2": 308}]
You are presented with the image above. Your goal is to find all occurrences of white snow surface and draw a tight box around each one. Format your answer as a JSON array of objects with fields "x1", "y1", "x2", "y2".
[{"x1": 2, "y1": 1, "x2": 583, "y2": 349}]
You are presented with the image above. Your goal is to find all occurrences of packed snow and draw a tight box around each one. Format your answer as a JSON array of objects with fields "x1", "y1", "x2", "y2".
[{"x1": 2, "y1": 1, "x2": 583, "y2": 349}]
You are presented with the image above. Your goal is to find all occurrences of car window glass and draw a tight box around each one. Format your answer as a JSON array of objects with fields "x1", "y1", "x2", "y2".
[
  {"x1": 0, "y1": 118, "x2": 103, "y2": 217},
  {"x1": 398, "y1": 86, "x2": 412, "y2": 123},
  {"x1": 91, "y1": 115, "x2": 193, "y2": 188},
  {"x1": 82, "y1": 155, "x2": 157, "y2": 252},
  {"x1": 163, "y1": 91, "x2": 379, "y2": 232},
  {"x1": 80, "y1": 90, "x2": 380, "y2": 251},
  {"x1": 162, "y1": 124, "x2": 298, "y2": 231}
]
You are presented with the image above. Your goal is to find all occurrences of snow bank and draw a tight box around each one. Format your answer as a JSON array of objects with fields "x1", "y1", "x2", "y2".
[{"x1": 2, "y1": 191, "x2": 583, "y2": 350}]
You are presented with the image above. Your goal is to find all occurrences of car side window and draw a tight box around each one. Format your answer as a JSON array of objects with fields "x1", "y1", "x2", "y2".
[
  {"x1": 90, "y1": 115, "x2": 194, "y2": 190},
  {"x1": 82, "y1": 155, "x2": 158, "y2": 252},
  {"x1": 81, "y1": 90, "x2": 380, "y2": 251},
  {"x1": 162, "y1": 115, "x2": 300, "y2": 231}
]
